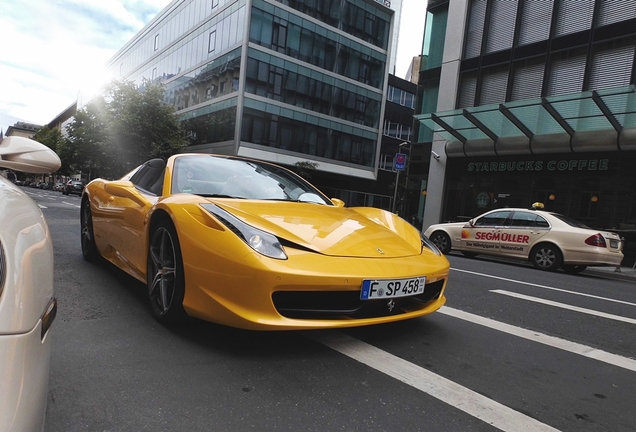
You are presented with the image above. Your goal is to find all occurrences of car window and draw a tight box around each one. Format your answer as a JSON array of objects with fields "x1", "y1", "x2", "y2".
[
  {"x1": 171, "y1": 155, "x2": 331, "y2": 204},
  {"x1": 550, "y1": 213, "x2": 589, "y2": 228},
  {"x1": 474, "y1": 210, "x2": 511, "y2": 227},
  {"x1": 509, "y1": 211, "x2": 540, "y2": 227},
  {"x1": 129, "y1": 159, "x2": 166, "y2": 195},
  {"x1": 535, "y1": 215, "x2": 549, "y2": 228}
]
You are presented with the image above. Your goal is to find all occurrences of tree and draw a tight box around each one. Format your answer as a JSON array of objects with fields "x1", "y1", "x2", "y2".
[
  {"x1": 66, "y1": 79, "x2": 187, "y2": 180},
  {"x1": 32, "y1": 126, "x2": 75, "y2": 177},
  {"x1": 32, "y1": 126, "x2": 63, "y2": 152},
  {"x1": 294, "y1": 161, "x2": 319, "y2": 180}
]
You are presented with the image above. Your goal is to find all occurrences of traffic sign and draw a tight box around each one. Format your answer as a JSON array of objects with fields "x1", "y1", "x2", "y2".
[{"x1": 394, "y1": 153, "x2": 407, "y2": 170}]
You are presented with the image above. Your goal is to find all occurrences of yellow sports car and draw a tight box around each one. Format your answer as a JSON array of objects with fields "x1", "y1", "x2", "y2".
[{"x1": 81, "y1": 154, "x2": 449, "y2": 330}]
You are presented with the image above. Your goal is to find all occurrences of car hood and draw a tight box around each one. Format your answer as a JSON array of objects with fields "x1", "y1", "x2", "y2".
[{"x1": 211, "y1": 200, "x2": 423, "y2": 258}]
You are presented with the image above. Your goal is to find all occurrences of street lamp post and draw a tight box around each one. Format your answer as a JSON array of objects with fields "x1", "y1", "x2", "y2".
[
  {"x1": 392, "y1": 169, "x2": 401, "y2": 213},
  {"x1": 391, "y1": 142, "x2": 409, "y2": 213}
]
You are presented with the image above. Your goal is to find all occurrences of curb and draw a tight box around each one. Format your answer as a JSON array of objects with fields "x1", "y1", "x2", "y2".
[{"x1": 584, "y1": 267, "x2": 636, "y2": 282}]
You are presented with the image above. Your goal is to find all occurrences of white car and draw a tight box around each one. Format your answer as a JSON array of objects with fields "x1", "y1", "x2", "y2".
[
  {"x1": 423, "y1": 204, "x2": 624, "y2": 273},
  {"x1": 0, "y1": 136, "x2": 61, "y2": 431}
]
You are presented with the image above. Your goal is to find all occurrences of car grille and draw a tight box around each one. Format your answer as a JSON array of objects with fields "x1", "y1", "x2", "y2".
[{"x1": 272, "y1": 279, "x2": 445, "y2": 320}]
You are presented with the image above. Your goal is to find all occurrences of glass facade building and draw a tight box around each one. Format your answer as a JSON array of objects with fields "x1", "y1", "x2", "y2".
[
  {"x1": 415, "y1": 0, "x2": 636, "y2": 264},
  {"x1": 106, "y1": 0, "x2": 396, "y2": 198}
]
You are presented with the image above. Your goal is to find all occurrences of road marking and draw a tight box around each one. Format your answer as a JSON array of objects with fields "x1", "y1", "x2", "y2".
[
  {"x1": 452, "y1": 268, "x2": 636, "y2": 307},
  {"x1": 306, "y1": 330, "x2": 559, "y2": 432},
  {"x1": 439, "y1": 306, "x2": 636, "y2": 372},
  {"x1": 38, "y1": 204, "x2": 48, "y2": 209},
  {"x1": 491, "y1": 290, "x2": 636, "y2": 326},
  {"x1": 63, "y1": 201, "x2": 80, "y2": 208}
]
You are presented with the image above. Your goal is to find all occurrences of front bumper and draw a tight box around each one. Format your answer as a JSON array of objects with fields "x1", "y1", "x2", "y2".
[
  {"x1": 182, "y1": 248, "x2": 450, "y2": 330},
  {"x1": 0, "y1": 319, "x2": 52, "y2": 432}
]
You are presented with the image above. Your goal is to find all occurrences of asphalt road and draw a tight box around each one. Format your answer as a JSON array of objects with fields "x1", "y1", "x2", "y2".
[{"x1": 23, "y1": 187, "x2": 636, "y2": 432}]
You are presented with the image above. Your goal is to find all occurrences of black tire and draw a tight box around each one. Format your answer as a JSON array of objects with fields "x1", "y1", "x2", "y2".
[
  {"x1": 530, "y1": 243, "x2": 562, "y2": 271},
  {"x1": 562, "y1": 264, "x2": 587, "y2": 274},
  {"x1": 461, "y1": 251, "x2": 479, "y2": 258},
  {"x1": 429, "y1": 231, "x2": 452, "y2": 255},
  {"x1": 80, "y1": 199, "x2": 99, "y2": 261},
  {"x1": 147, "y1": 219, "x2": 187, "y2": 324}
]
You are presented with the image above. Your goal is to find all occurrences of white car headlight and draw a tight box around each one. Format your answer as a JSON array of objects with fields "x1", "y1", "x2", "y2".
[{"x1": 201, "y1": 204, "x2": 287, "y2": 260}]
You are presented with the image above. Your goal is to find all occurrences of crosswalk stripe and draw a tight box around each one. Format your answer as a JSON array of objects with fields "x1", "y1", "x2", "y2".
[
  {"x1": 306, "y1": 330, "x2": 560, "y2": 432},
  {"x1": 491, "y1": 289, "x2": 636, "y2": 325},
  {"x1": 440, "y1": 306, "x2": 636, "y2": 372},
  {"x1": 451, "y1": 268, "x2": 636, "y2": 307}
]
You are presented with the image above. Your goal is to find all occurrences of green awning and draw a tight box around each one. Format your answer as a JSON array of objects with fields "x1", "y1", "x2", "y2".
[{"x1": 415, "y1": 84, "x2": 636, "y2": 157}]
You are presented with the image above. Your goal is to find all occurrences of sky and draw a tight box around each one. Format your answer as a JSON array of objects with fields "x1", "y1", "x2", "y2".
[{"x1": 0, "y1": 0, "x2": 426, "y2": 135}]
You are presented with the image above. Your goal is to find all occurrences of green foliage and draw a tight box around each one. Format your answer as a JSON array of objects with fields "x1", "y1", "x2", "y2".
[
  {"x1": 32, "y1": 126, "x2": 63, "y2": 152},
  {"x1": 293, "y1": 161, "x2": 319, "y2": 179},
  {"x1": 65, "y1": 79, "x2": 187, "y2": 179},
  {"x1": 32, "y1": 127, "x2": 75, "y2": 176}
]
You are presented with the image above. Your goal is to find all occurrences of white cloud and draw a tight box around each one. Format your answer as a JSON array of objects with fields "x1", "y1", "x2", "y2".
[
  {"x1": 0, "y1": 0, "x2": 427, "y2": 134},
  {"x1": 0, "y1": 0, "x2": 172, "y2": 133}
]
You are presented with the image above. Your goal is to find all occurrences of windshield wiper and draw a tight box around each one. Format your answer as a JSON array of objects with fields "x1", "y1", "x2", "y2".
[{"x1": 196, "y1": 193, "x2": 244, "y2": 199}]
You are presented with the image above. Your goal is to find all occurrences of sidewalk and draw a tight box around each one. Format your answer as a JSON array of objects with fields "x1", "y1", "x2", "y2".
[{"x1": 584, "y1": 265, "x2": 636, "y2": 282}]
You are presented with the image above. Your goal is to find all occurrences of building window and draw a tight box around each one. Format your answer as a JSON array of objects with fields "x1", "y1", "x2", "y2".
[
  {"x1": 458, "y1": 72, "x2": 478, "y2": 108},
  {"x1": 479, "y1": 66, "x2": 509, "y2": 105},
  {"x1": 597, "y1": 0, "x2": 636, "y2": 27},
  {"x1": 554, "y1": 0, "x2": 594, "y2": 37},
  {"x1": 511, "y1": 58, "x2": 545, "y2": 101},
  {"x1": 212, "y1": 0, "x2": 219, "y2": 10},
  {"x1": 547, "y1": 49, "x2": 586, "y2": 96},
  {"x1": 249, "y1": 6, "x2": 385, "y2": 89},
  {"x1": 208, "y1": 30, "x2": 216, "y2": 53},
  {"x1": 518, "y1": 0, "x2": 553, "y2": 46},
  {"x1": 463, "y1": 0, "x2": 487, "y2": 59},
  {"x1": 152, "y1": 67, "x2": 157, "y2": 81},
  {"x1": 241, "y1": 107, "x2": 376, "y2": 167},
  {"x1": 588, "y1": 40, "x2": 636, "y2": 91},
  {"x1": 422, "y1": 5, "x2": 448, "y2": 71},
  {"x1": 154, "y1": 34, "x2": 159, "y2": 51},
  {"x1": 485, "y1": 0, "x2": 518, "y2": 54}
]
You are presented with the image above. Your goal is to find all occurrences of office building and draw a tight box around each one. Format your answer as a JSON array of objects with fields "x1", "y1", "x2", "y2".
[
  {"x1": 415, "y1": 0, "x2": 636, "y2": 257},
  {"x1": 104, "y1": 0, "x2": 406, "y2": 206}
]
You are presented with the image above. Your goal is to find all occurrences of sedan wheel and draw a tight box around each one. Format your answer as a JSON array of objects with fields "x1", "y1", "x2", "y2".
[
  {"x1": 430, "y1": 231, "x2": 451, "y2": 255},
  {"x1": 80, "y1": 199, "x2": 98, "y2": 261},
  {"x1": 530, "y1": 243, "x2": 562, "y2": 271},
  {"x1": 147, "y1": 220, "x2": 187, "y2": 324}
]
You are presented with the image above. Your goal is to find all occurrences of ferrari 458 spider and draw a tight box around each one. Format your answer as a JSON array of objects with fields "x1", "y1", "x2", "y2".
[
  {"x1": 0, "y1": 136, "x2": 60, "y2": 431},
  {"x1": 81, "y1": 154, "x2": 449, "y2": 330}
]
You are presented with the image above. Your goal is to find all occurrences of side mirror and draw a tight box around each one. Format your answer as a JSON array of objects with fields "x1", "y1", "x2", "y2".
[
  {"x1": 0, "y1": 136, "x2": 61, "y2": 174},
  {"x1": 104, "y1": 181, "x2": 146, "y2": 206},
  {"x1": 330, "y1": 198, "x2": 345, "y2": 207}
]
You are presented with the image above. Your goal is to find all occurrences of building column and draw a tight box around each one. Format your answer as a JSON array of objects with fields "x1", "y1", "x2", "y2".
[{"x1": 422, "y1": 0, "x2": 469, "y2": 230}]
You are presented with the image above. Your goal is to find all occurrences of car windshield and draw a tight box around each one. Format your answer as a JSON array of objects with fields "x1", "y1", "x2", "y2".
[
  {"x1": 171, "y1": 155, "x2": 331, "y2": 204},
  {"x1": 550, "y1": 213, "x2": 590, "y2": 228}
]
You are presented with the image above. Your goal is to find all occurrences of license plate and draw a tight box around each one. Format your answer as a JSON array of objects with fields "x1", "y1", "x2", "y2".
[
  {"x1": 610, "y1": 239, "x2": 619, "y2": 249},
  {"x1": 360, "y1": 276, "x2": 426, "y2": 300}
]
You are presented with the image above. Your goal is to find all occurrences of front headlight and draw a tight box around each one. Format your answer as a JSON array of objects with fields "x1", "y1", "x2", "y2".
[
  {"x1": 200, "y1": 204, "x2": 287, "y2": 260},
  {"x1": 421, "y1": 233, "x2": 441, "y2": 256}
]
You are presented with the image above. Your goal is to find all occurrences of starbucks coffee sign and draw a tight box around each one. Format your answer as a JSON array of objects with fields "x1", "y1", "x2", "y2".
[{"x1": 467, "y1": 159, "x2": 609, "y2": 173}]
